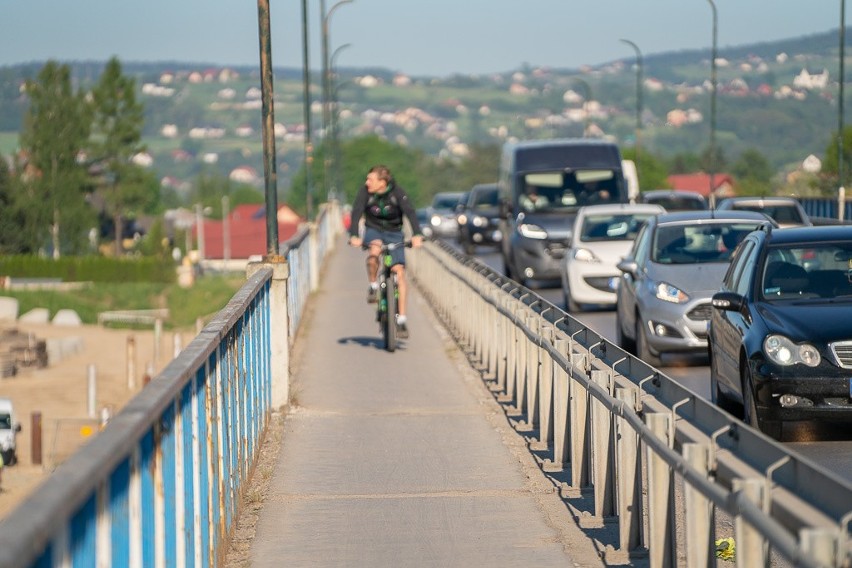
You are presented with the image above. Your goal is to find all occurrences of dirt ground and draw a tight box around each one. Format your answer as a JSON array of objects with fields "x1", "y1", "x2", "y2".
[{"x1": 0, "y1": 321, "x2": 193, "y2": 519}]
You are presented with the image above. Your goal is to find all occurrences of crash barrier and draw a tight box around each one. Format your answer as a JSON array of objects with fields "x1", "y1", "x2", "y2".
[
  {"x1": 799, "y1": 197, "x2": 852, "y2": 223},
  {"x1": 410, "y1": 240, "x2": 852, "y2": 568},
  {"x1": 0, "y1": 202, "x2": 343, "y2": 568}
]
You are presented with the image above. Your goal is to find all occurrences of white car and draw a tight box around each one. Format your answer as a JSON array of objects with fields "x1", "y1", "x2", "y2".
[{"x1": 560, "y1": 203, "x2": 664, "y2": 311}]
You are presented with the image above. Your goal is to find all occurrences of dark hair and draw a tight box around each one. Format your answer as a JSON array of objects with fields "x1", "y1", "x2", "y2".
[{"x1": 368, "y1": 165, "x2": 392, "y2": 184}]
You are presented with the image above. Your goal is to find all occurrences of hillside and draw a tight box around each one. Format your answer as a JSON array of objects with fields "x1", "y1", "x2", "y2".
[{"x1": 0, "y1": 27, "x2": 849, "y2": 204}]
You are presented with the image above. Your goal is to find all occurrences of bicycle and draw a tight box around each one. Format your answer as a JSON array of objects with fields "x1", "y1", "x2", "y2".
[{"x1": 364, "y1": 241, "x2": 411, "y2": 352}]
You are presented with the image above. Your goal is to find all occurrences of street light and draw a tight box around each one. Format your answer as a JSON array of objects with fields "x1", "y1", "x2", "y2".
[
  {"x1": 620, "y1": 39, "x2": 643, "y2": 174},
  {"x1": 330, "y1": 43, "x2": 352, "y2": 200},
  {"x1": 707, "y1": 0, "x2": 718, "y2": 208},
  {"x1": 321, "y1": 0, "x2": 353, "y2": 201},
  {"x1": 839, "y1": 0, "x2": 847, "y2": 220},
  {"x1": 300, "y1": 0, "x2": 314, "y2": 221}
]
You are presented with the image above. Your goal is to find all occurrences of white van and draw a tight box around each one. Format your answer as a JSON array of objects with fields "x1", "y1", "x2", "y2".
[{"x1": 0, "y1": 398, "x2": 21, "y2": 465}]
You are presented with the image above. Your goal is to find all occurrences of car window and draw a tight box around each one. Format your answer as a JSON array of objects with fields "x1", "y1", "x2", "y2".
[
  {"x1": 631, "y1": 224, "x2": 651, "y2": 268},
  {"x1": 651, "y1": 222, "x2": 759, "y2": 264},
  {"x1": 761, "y1": 243, "x2": 852, "y2": 300},
  {"x1": 579, "y1": 213, "x2": 654, "y2": 242},
  {"x1": 520, "y1": 170, "x2": 618, "y2": 212},
  {"x1": 471, "y1": 189, "x2": 499, "y2": 209},
  {"x1": 732, "y1": 241, "x2": 757, "y2": 296},
  {"x1": 732, "y1": 203, "x2": 804, "y2": 224},
  {"x1": 646, "y1": 196, "x2": 706, "y2": 211},
  {"x1": 0, "y1": 413, "x2": 10, "y2": 429}
]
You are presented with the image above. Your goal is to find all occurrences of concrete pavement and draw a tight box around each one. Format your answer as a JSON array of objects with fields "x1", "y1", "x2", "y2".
[{"x1": 246, "y1": 241, "x2": 612, "y2": 567}]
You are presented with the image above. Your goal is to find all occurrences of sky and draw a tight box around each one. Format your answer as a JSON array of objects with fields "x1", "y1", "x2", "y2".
[{"x1": 2, "y1": 1, "x2": 845, "y2": 77}]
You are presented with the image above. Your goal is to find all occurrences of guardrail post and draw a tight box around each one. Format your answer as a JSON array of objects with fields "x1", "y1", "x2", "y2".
[
  {"x1": 591, "y1": 370, "x2": 614, "y2": 519},
  {"x1": 248, "y1": 258, "x2": 290, "y2": 408},
  {"x1": 523, "y1": 315, "x2": 539, "y2": 429},
  {"x1": 799, "y1": 528, "x2": 837, "y2": 567},
  {"x1": 733, "y1": 477, "x2": 767, "y2": 567},
  {"x1": 537, "y1": 324, "x2": 554, "y2": 447},
  {"x1": 646, "y1": 412, "x2": 676, "y2": 568},
  {"x1": 503, "y1": 305, "x2": 518, "y2": 405},
  {"x1": 552, "y1": 338, "x2": 571, "y2": 468},
  {"x1": 615, "y1": 387, "x2": 642, "y2": 555},
  {"x1": 309, "y1": 223, "x2": 319, "y2": 292},
  {"x1": 682, "y1": 442, "x2": 714, "y2": 567},
  {"x1": 569, "y1": 352, "x2": 590, "y2": 490}
]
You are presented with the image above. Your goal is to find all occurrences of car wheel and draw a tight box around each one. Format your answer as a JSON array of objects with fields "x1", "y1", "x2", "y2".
[
  {"x1": 616, "y1": 313, "x2": 636, "y2": 354},
  {"x1": 636, "y1": 317, "x2": 662, "y2": 368},
  {"x1": 742, "y1": 362, "x2": 782, "y2": 440},
  {"x1": 709, "y1": 345, "x2": 740, "y2": 416}
]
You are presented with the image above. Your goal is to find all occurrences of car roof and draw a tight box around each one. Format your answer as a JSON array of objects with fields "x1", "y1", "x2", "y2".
[
  {"x1": 717, "y1": 196, "x2": 801, "y2": 206},
  {"x1": 654, "y1": 210, "x2": 773, "y2": 225},
  {"x1": 577, "y1": 203, "x2": 665, "y2": 217},
  {"x1": 764, "y1": 224, "x2": 852, "y2": 244},
  {"x1": 641, "y1": 189, "x2": 705, "y2": 200},
  {"x1": 470, "y1": 183, "x2": 498, "y2": 193}
]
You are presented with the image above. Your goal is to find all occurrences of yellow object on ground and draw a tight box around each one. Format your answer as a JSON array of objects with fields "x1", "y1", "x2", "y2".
[{"x1": 715, "y1": 537, "x2": 736, "y2": 561}]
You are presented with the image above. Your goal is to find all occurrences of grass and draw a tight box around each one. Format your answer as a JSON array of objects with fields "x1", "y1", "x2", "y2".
[{"x1": 3, "y1": 275, "x2": 244, "y2": 329}]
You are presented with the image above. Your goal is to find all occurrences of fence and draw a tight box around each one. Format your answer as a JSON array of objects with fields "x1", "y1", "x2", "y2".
[
  {"x1": 0, "y1": 201, "x2": 343, "y2": 568},
  {"x1": 410, "y1": 240, "x2": 852, "y2": 567}
]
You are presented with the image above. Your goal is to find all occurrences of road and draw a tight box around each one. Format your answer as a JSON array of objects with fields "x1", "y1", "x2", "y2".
[{"x1": 457, "y1": 243, "x2": 852, "y2": 483}]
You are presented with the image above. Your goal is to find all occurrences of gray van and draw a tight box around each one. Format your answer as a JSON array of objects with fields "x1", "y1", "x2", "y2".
[{"x1": 498, "y1": 139, "x2": 629, "y2": 285}]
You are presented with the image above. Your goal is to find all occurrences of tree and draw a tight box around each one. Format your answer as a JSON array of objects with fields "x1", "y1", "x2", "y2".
[
  {"x1": 821, "y1": 125, "x2": 852, "y2": 192},
  {"x1": 731, "y1": 148, "x2": 772, "y2": 196},
  {"x1": 19, "y1": 61, "x2": 93, "y2": 257},
  {"x1": 90, "y1": 57, "x2": 148, "y2": 255},
  {"x1": 621, "y1": 147, "x2": 670, "y2": 190}
]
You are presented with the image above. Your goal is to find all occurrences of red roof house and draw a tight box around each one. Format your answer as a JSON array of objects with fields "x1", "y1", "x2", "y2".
[
  {"x1": 197, "y1": 204, "x2": 304, "y2": 259},
  {"x1": 666, "y1": 173, "x2": 736, "y2": 199}
]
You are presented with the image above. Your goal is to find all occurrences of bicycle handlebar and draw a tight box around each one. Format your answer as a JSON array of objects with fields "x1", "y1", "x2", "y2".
[{"x1": 359, "y1": 240, "x2": 413, "y2": 251}]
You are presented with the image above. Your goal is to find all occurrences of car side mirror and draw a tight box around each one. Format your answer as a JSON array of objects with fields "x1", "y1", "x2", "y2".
[
  {"x1": 14, "y1": 423, "x2": 21, "y2": 433},
  {"x1": 711, "y1": 291, "x2": 744, "y2": 312},
  {"x1": 616, "y1": 259, "x2": 638, "y2": 277}
]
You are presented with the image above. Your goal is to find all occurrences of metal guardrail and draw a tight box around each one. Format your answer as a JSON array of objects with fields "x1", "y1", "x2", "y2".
[
  {"x1": 410, "y1": 240, "x2": 852, "y2": 567},
  {"x1": 97, "y1": 308, "x2": 170, "y2": 326},
  {"x1": 0, "y1": 202, "x2": 343, "y2": 568}
]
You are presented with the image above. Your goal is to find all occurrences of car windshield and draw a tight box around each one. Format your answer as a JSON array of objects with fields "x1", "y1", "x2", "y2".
[
  {"x1": 732, "y1": 203, "x2": 803, "y2": 224},
  {"x1": 471, "y1": 189, "x2": 499, "y2": 210},
  {"x1": 652, "y1": 222, "x2": 759, "y2": 264},
  {"x1": 432, "y1": 195, "x2": 462, "y2": 210},
  {"x1": 761, "y1": 243, "x2": 852, "y2": 300},
  {"x1": 519, "y1": 169, "x2": 618, "y2": 213},
  {"x1": 0, "y1": 414, "x2": 10, "y2": 429},
  {"x1": 647, "y1": 196, "x2": 705, "y2": 211},
  {"x1": 580, "y1": 213, "x2": 654, "y2": 242}
]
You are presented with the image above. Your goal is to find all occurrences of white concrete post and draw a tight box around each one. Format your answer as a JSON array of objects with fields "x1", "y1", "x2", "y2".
[
  {"x1": 87, "y1": 364, "x2": 97, "y2": 419},
  {"x1": 248, "y1": 258, "x2": 290, "y2": 409},
  {"x1": 309, "y1": 224, "x2": 320, "y2": 292},
  {"x1": 126, "y1": 335, "x2": 136, "y2": 389}
]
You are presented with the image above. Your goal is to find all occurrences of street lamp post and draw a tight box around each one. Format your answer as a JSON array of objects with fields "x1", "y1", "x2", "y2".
[
  {"x1": 321, "y1": 0, "x2": 353, "y2": 201},
  {"x1": 620, "y1": 39, "x2": 643, "y2": 176},
  {"x1": 301, "y1": 0, "x2": 314, "y2": 221},
  {"x1": 839, "y1": 0, "x2": 847, "y2": 220},
  {"x1": 707, "y1": 0, "x2": 718, "y2": 208},
  {"x1": 330, "y1": 43, "x2": 351, "y2": 201}
]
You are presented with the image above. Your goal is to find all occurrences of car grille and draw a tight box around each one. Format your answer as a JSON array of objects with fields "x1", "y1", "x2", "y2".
[
  {"x1": 686, "y1": 303, "x2": 712, "y2": 322},
  {"x1": 830, "y1": 340, "x2": 852, "y2": 369},
  {"x1": 545, "y1": 241, "x2": 568, "y2": 259}
]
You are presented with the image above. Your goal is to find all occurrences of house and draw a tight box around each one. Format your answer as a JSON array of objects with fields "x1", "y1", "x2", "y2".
[
  {"x1": 666, "y1": 173, "x2": 736, "y2": 200},
  {"x1": 197, "y1": 204, "x2": 304, "y2": 259}
]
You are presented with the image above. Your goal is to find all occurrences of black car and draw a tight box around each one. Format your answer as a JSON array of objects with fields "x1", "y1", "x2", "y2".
[
  {"x1": 708, "y1": 225, "x2": 852, "y2": 439},
  {"x1": 639, "y1": 189, "x2": 708, "y2": 212},
  {"x1": 457, "y1": 183, "x2": 501, "y2": 254}
]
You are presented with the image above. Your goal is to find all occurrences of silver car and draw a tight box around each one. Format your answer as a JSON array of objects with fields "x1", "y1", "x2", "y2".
[{"x1": 614, "y1": 210, "x2": 773, "y2": 367}]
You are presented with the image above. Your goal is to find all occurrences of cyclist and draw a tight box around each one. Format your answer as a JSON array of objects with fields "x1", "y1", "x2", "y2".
[{"x1": 348, "y1": 165, "x2": 424, "y2": 338}]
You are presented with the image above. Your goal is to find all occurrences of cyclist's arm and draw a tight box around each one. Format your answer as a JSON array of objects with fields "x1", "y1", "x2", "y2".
[
  {"x1": 395, "y1": 186, "x2": 423, "y2": 237},
  {"x1": 348, "y1": 185, "x2": 369, "y2": 244}
]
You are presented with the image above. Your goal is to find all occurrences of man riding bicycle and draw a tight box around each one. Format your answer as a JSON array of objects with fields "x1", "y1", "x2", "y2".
[{"x1": 348, "y1": 165, "x2": 424, "y2": 339}]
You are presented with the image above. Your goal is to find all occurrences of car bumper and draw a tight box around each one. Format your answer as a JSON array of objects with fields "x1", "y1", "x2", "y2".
[
  {"x1": 639, "y1": 297, "x2": 711, "y2": 355},
  {"x1": 566, "y1": 265, "x2": 619, "y2": 305},
  {"x1": 752, "y1": 362, "x2": 852, "y2": 421},
  {"x1": 511, "y1": 236, "x2": 569, "y2": 280},
  {"x1": 461, "y1": 226, "x2": 502, "y2": 246}
]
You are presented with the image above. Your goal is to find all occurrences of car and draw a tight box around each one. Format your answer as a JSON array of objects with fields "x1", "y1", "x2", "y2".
[
  {"x1": 457, "y1": 183, "x2": 502, "y2": 254},
  {"x1": 426, "y1": 191, "x2": 466, "y2": 238},
  {"x1": 614, "y1": 210, "x2": 774, "y2": 367},
  {"x1": 498, "y1": 139, "x2": 631, "y2": 286},
  {"x1": 715, "y1": 196, "x2": 812, "y2": 227},
  {"x1": 560, "y1": 203, "x2": 664, "y2": 312},
  {"x1": 639, "y1": 189, "x2": 708, "y2": 212},
  {"x1": 0, "y1": 398, "x2": 20, "y2": 466},
  {"x1": 415, "y1": 207, "x2": 434, "y2": 239},
  {"x1": 708, "y1": 225, "x2": 852, "y2": 439}
]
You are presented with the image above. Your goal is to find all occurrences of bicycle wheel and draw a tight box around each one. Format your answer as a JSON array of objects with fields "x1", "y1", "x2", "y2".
[{"x1": 384, "y1": 274, "x2": 397, "y2": 352}]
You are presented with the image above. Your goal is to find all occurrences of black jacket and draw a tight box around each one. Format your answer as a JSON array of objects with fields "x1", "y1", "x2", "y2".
[{"x1": 349, "y1": 182, "x2": 422, "y2": 237}]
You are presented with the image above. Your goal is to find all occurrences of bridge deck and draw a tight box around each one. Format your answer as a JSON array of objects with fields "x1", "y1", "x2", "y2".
[{"x1": 241, "y1": 241, "x2": 608, "y2": 567}]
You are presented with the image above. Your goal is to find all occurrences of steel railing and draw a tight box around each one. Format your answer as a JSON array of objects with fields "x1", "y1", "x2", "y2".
[
  {"x1": 410, "y1": 240, "x2": 852, "y2": 568},
  {"x1": 0, "y1": 201, "x2": 343, "y2": 568}
]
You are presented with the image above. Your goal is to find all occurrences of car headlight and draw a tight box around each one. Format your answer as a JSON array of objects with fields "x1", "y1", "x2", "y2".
[
  {"x1": 457, "y1": 214, "x2": 468, "y2": 225},
  {"x1": 430, "y1": 215, "x2": 441, "y2": 227},
  {"x1": 653, "y1": 281, "x2": 689, "y2": 303},
  {"x1": 472, "y1": 215, "x2": 487, "y2": 227},
  {"x1": 518, "y1": 223, "x2": 547, "y2": 239},
  {"x1": 763, "y1": 334, "x2": 821, "y2": 367},
  {"x1": 573, "y1": 248, "x2": 600, "y2": 263}
]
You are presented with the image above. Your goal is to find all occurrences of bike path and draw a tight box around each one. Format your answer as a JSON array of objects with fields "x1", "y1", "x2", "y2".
[{"x1": 248, "y1": 240, "x2": 607, "y2": 567}]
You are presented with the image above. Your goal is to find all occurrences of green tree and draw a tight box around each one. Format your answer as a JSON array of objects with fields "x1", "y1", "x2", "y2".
[
  {"x1": 821, "y1": 125, "x2": 852, "y2": 192},
  {"x1": 621, "y1": 147, "x2": 670, "y2": 190},
  {"x1": 90, "y1": 57, "x2": 149, "y2": 255},
  {"x1": 19, "y1": 61, "x2": 94, "y2": 257},
  {"x1": 731, "y1": 148, "x2": 772, "y2": 196}
]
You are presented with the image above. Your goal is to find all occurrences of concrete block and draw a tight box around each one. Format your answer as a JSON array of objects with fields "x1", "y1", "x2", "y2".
[
  {"x1": 52, "y1": 309, "x2": 82, "y2": 327},
  {"x1": 19, "y1": 308, "x2": 50, "y2": 324},
  {"x1": 0, "y1": 297, "x2": 19, "y2": 322}
]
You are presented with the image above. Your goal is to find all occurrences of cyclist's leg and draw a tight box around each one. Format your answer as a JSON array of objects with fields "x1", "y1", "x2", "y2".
[
  {"x1": 362, "y1": 227, "x2": 383, "y2": 284},
  {"x1": 391, "y1": 264, "x2": 407, "y2": 317}
]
